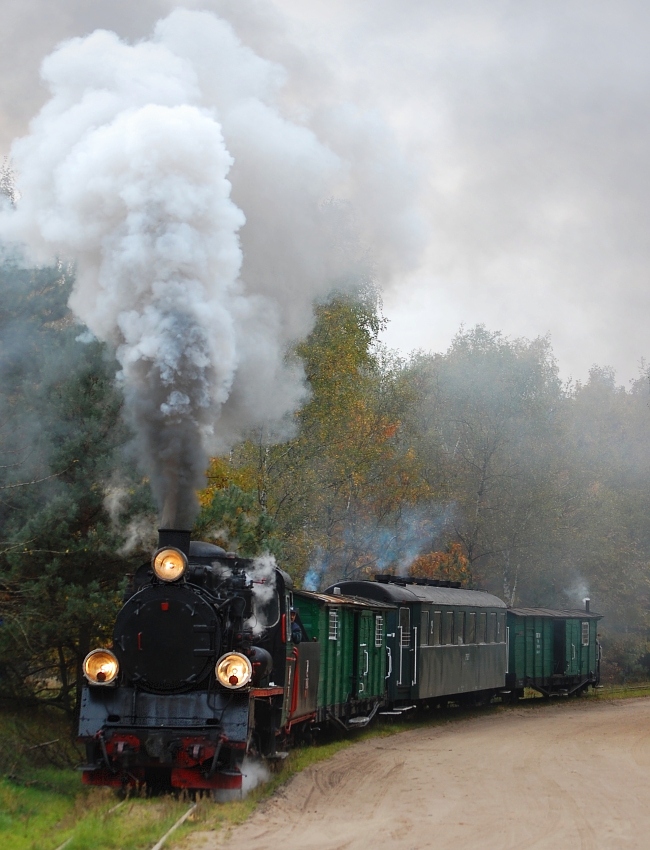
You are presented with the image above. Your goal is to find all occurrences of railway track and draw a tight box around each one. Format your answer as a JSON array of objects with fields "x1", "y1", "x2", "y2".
[{"x1": 52, "y1": 799, "x2": 198, "y2": 850}]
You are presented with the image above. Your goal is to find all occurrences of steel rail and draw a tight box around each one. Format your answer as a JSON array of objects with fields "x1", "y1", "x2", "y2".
[
  {"x1": 150, "y1": 802, "x2": 198, "y2": 850},
  {"x1": 52, "y1": 798, "x2": 197, "y2": 850},
  {"x1": 52, "y1": 797, "x2": 126, "y2": 850}
]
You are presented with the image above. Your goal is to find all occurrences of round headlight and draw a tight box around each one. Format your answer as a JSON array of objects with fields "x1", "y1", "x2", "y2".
[
  {"x1": 83, "y1": 649, "x2": 119, "y2": 685},
  {"x1": 215, "y1": 652, "x2": 253, "y2": 690},
  {"x1": 152, "y1": 547, "x2": 187, "y2": 582}
]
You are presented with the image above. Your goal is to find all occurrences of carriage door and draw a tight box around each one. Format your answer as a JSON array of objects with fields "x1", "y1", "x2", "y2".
[
  {"x1": 357, "y1": 612, "x2": 373, "y2": 697},
  {"x1": 398, "y1": 607, "x2": 412, "y2": 690},
  {"x1": 566, "y1": 620, "x2": 580, "y2": 676},
  {"x1": 553, "y1": 620, "x2": 566, "y2": 674}
]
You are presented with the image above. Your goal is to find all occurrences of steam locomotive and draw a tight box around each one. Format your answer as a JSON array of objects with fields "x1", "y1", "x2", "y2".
[{"x1": 79, "y1": 530, "x2": 602, "y2": 796}]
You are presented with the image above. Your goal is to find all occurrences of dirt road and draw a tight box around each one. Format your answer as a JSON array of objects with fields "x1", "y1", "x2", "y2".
[{"x1": 187, "y1": 698, "x2": 650, "y2": 850}]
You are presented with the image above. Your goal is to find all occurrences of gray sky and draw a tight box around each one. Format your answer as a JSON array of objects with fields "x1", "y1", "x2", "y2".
[{"x1": 3, "y1": 0, "x2": 649, "y2": 383}]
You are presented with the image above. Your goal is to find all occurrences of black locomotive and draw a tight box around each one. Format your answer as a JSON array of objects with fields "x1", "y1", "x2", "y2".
[
  {"x1": 79, "y1": 529, "x2": 602, "y2": 796},
  {"x1": 79, "y1": 529, "x2": 297, "y2": 796}
]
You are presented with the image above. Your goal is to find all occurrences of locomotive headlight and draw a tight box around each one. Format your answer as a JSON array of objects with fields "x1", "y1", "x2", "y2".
[
  {"x1": 83, "y1": 649, "x2": 119, "y2": 685},
  {"x1": 152, "y1": 547, "x2": 187, "y2": 582},
  {"x1": 215, "y1": 652, "x2": 253, "y2": 690}
]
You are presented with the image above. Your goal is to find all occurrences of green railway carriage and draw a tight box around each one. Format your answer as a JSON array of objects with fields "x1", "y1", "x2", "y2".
[
  {"x1": 293, "y1": 590, "x2": 393, "y2": 726},
  {"x1": 506, "y1": 605, "x2": 602, "y2": 698},
  {"x1": 324, "y1": 577, "x2": 508, "y2": 705}
]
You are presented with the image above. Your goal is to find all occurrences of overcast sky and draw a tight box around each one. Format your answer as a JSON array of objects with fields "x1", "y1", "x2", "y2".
[{"x1": 2, "y1": 0, "x2": 649, "y2": 384}]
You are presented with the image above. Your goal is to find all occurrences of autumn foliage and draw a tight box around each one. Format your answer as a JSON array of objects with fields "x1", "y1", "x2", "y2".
[{"x1": 409, "y1": 543, "x2": 473, "y2": 585}]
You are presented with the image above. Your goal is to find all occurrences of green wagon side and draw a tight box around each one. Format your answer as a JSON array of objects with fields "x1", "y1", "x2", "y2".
[
  {"x1": 507, "y1": 605, "x2": 602, "y2": 698},
  {"x1": 293, "y1": 590, "x2": 393, "y2": 727}
]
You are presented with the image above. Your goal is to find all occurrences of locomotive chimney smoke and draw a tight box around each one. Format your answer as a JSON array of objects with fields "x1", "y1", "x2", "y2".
[
  {"x1": 0, "y1": 10, "x2": 423, "y2": 526},
  {"x1": 160, "y1": 481, "x2": 180, "y2": 533}
]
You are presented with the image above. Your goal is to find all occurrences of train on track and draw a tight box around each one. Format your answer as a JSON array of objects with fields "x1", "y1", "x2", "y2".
[{"x1": 79, "y1": 530, "x2": 602, "y2": 797}]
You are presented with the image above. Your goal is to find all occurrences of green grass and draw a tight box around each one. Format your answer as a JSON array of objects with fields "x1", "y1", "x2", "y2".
[
  {"x1": 0, "y1": 775, "x2": 208, "y2": 850},
  {"x1": 587, "y1": 682, "x2": 650, "y2": 699},
  {"x1": 2, "y1": 686, "x2": 650, "y2": 849}
]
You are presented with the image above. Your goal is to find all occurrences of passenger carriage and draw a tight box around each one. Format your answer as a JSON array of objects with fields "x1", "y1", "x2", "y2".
[{"x1": 324, "y1": 576, "x2": 508, "y2": 706}]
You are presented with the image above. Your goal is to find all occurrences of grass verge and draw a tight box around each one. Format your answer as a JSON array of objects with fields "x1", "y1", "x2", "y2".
[{"x1": 587, "y1": 682, "x2": 650, "y2": 700}]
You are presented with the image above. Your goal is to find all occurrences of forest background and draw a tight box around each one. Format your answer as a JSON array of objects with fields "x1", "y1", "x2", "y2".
[{"x1": 0, "y1": 244, "x2": 649, "y2": 714}]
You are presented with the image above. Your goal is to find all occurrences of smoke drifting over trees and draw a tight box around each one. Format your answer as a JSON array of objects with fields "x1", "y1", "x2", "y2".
[
  {"x1": 0, "y1": 9, "x2": 422, "y2": 528},
  {"x1": 2, "y1": 1, "x2": 650, "y2": 381}
]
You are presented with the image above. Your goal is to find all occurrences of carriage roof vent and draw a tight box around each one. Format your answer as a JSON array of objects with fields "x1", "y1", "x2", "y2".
[{"x1": 374, "y1": 574, "x2": 407, "y2": 586}]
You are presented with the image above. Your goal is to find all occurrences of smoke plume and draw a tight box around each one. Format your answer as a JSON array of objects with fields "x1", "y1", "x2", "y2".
[{"x1": 0, "y1": 9, "x2": 422, "y2": 527}]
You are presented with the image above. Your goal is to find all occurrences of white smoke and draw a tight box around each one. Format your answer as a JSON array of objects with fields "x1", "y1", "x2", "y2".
[
  {"x1": 240, "y1": 755, "x2": 270, "y2": 795},
  {"x1": 245, "y1": 552, "x2": 277, "y2": 636},
  {"x1": 565, "y1": 576, "x2": 591, "y2": 609},
  {"x1": 211, "y1": 755, "x2": 270, "y2": 802},
  {"x1": 104, "y1": 482, "x2": 157, "y2": 554},
  {"x1": 0, "y1": 9, "x2": 423, "y2": 527}
]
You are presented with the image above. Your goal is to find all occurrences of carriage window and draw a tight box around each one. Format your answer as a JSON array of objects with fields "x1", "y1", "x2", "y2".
[
  {"x1": 399, "y1": 607, "x2": 411, "y2": 647},
  {"x1": 487, "y1": 613, "x2": 496, "y2": 643},
  {"x1": 420, "y1": 611, "x2": 430, "y2": 646},
  {"x1": 443, "y1": 612, "x2": 454, "y2": 645},
  {"x1": 431, "y1": 611, "x2": 442, "y2": 646},
  {"x1": 328, "y1": 609, "x2": 339, "y2": 640},
  {"x1": 467, "y1": 612, "x2": 476, "y2": 644},
  {"x1": 455, "y1": 611, "x2": 465, "y2": 645},
  {"x1": 497, "y1": 613, "x2": 506, "y2": 642},
  {"x1": 478, "y1": 612, "x2": 487, "y2": 643},
  {"x1": 581, "y1": 621, "x2": 589, "y2": 646},
  {"x1": 375, "y1": 615, "x2": 384, "y2": 647}
]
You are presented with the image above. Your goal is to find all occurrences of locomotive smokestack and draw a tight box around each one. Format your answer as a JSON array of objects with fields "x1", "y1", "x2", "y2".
[
  {"x1": 584, "y1": 598, "x2": 590, "y2": 612},
  {"x1": 158, "y1": 529, "x2": 191, "y2": 557}
]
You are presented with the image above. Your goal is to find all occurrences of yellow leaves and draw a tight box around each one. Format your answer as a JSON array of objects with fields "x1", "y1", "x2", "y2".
[
  {"x1": 199, "y1": 456, "x2": 260, "y2": 507},
  {"x1": 410, "y1": 543, "x2": 473, "y2": 585}
]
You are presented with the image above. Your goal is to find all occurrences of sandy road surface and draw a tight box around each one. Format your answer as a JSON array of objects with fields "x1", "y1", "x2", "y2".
[{"x1": 186, "y1": 698, "x2": 650, "y2": 850}]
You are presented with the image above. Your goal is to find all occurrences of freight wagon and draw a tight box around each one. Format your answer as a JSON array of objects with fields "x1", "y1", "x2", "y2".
[{"x1": 506, "y1": 603, "x2": 602, "y2": 699}]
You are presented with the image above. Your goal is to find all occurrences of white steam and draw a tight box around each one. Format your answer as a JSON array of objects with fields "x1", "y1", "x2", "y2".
[
  {"x1": 241, "y1": 756, "x2": 270, "y2": 795},
  {"x1": 245, "y1": 553, "x2": 277, "y2": 636},
  {"x1": 1, "y1": 9, "x2": 423, "y2": 527},
  {"x1": 212, "y1": 755, "x2": 270, "y2": 802},
  {"x1": 104, "y1": 483, "x2": 157, "y2": 554},
  {"x1": 565, "y1": 577, "x2": 591, "y2": 609},
  {"x1": 213, "y1": 553, "x2": 277, "y2": 634}
]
